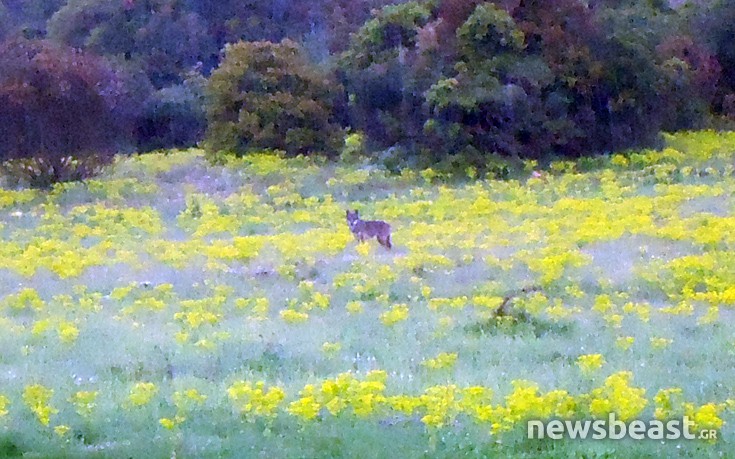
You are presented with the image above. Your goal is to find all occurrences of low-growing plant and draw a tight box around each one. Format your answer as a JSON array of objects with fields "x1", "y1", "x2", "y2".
[{"x1": 1, "y1": 156, "x2": 111, "y2": 189}]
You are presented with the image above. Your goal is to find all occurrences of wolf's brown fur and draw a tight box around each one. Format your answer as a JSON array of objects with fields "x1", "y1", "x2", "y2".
[{"x1": 346, "y1": 210, "x2": 392, "y2": 249}]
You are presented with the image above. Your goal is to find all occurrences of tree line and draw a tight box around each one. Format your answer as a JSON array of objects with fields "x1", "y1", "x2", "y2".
[{"x1": 1, "y1": 0, "x2": 735, "y2": 184}]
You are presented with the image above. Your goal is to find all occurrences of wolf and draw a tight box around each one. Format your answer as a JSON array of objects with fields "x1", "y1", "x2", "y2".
[{"x1": 346, "y1": 210, "x2": 392, "y2": 249}]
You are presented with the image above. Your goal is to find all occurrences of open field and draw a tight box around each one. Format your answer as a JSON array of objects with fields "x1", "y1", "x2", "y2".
[{"x1": 1, "y1": 131, "x2": 735, "y2": 457}]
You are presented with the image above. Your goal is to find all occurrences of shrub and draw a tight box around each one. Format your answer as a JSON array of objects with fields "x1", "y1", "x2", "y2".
[
  {"x1": 693, "y1": 0, "x2": 735, "y2": 120},
  {"x1": 701, "y1": 0, "x2": 735, "y2": 82},
  {"x1": 654, "y1": 34, "x2": 721, "y2": 130},
  {"x1": 320, "y1": 0, "x2": 414, "y2": 54},
  {"x1": 205, "y1": 39, "x2": 344, "y2": 157},
  {"x1": 424, "y1": 3, "x2": 575, "y2": 163},
  {"x1": 0, "y1": 156, "x2": 111, "y2": 188},
  {"x1": 136, "y1": 73, "x2": 207, "y2": 151},
  {"x1": 339, "y1": 1, "x2": 437, "y2": 148},
  {"x1": 0, "y1": 38, "x2": 138, "y2": 186}
]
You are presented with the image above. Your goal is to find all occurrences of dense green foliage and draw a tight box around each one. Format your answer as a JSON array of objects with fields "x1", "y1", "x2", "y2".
[
  {"x1": 206, "y1": 40, "x2": 344, "y2": 157},
  {"x1": 339, "y1": 2, "x2": 435, "y2": 147},
  {"x1": 15, "y1": 0, "x2": 399, "y2": 154},
  {"x1": 47, "y1": 0, "x2": 216, "y2": 88},
  {"x1": 697, "y1": 0, "x2": 735, "y2": 117},
  {"x1": 138, "y1": 73, "x2": 208, "y2": 151},
  {"x1": 1, "y1": 0, "x2": 735, "y2": 177},
  {"x1": 340, "y1": 0, "x2": 725, "y2": 169}
]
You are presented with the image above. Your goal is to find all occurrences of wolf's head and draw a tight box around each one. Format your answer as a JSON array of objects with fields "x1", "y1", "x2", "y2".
[{"x1": 346, "y1": 209, "x2": 359, "y2": 229}]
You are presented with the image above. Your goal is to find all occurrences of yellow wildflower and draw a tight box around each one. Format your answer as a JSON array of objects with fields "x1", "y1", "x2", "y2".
[
  {"x1": 23, "y1": 384, "x2": 58, "y2": 426},
  {"x1": 57, "y1": 322, "x2": 79, "y2": 344},
  {"x1": 422, "y1": 352, "x2": 458, "y2": 370},
  {"x1": 280, "y1": 309, "x2": 309, "y2": 323},
  {"x1": 69, "y1": 391, "x2": 98, "y2": 417},
  {"x1": 322, "y1": 342, "x2": 342, "y2": 356},
  {"x1": 128, "y1": 382, "x2": 158, "y2": 407},
  {"x1": 615, "y1": 336, "x2": 635, "y2": 351},
  {"x1": 54, "y1": 425, "x2": 71, "y2": 437},
  {"x1": 650, "y1": 337, "x2": 673, "y2": 350},
  {"x1": 379, "y1": 304, "x2": 409, "y2": 326},
  {"x1": 576, "y1": 354, "x2": 605, "y2": 375},
  {"x1": 346, "y1": 301, "x2": 364, "y2": 314}
]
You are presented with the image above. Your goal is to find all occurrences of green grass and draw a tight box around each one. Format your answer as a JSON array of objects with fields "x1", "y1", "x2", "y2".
[{"x1": 0, "y1": 132, "x2": 735, "y2": 457}]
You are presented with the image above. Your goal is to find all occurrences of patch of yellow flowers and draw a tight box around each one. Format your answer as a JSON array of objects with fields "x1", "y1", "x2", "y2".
[
  {"x1": 128, "y1": 382, "x2": 159, "y2": 407},
  {"x1": 422, "y1": 352, "x2": 458, "y2": 370},
  {"x1": 23, "y1": 384, "x2": 58, "y2": 426},
  {"x1": 577, "y1": 354, "x2": 605, "y2": 375},
  {"x1": 0, "y1": 370, "x2": 728, "y2": 438}
]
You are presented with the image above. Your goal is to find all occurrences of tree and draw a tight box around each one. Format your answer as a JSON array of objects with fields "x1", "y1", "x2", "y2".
[
  {"x1": 0, "y1": 0, "x2": 67, "y2": 38},
  {"x1": 342, "y1": 0, "x2": 720, "y2": 170},
  {"x1": 339, "y1": 2, "x2": 437, "y2": 148},
  {"x1": 693, "y1": 0, "x2": 735, "y2": 118},
  {"x1": 48, "y1": 0, "x2": 215, "y2": 88},
  {"x1": 206, "y1": 39, "x2": 344, "y2": 157},
  {"x1": 0, "y1": 38, "x2": 143, "y2": 186},
  {"x1": 425, "y1": 3, "x2": 567, "y2": 163}
]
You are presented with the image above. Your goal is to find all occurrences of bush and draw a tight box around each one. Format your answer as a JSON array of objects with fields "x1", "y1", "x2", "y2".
[
  {"x1": 339, "y1": 1, "x2": 437, "y2": 148},
  {"x1": 0, "y1": 38, "x2": 138, "y2": 186},
  {"x1": 0, "y1": 156, "x2": 111, "y2": 188},
  {"x1": 424, "y1": 3, "x2": 555, "y2": 163},
  {"x1": 424, "y1": 2, "x2": 590, "y2": 165},
  {"x1": 136, "y1": 73, "x2": 207, "y2": 151},
  {"x1": 693, "y1": 0, "x2": 735, "y2": 120},
  {"x1": 205, "y1": 39, "x2": 344, "y2": 157},
  {"x1": 654, "y1": 34, "x2": 721, "y2": 130}
]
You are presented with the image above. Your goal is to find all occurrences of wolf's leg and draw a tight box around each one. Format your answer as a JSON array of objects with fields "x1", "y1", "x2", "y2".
[{"x1": 378, "y1": 235, "x2": 392, "y2": 249}]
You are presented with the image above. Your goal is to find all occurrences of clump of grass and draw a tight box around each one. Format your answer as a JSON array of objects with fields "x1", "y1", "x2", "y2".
[{"x1": 465, "y1": 312, "x2": 575, "y2": 339}]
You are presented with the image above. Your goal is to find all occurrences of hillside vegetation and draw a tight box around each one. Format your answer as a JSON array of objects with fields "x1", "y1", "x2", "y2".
[
  {"x1": 5, "y1": 0, "x2": 735, "y2": 175},
  {"x1": 0, "y1": 131, "x2": 734, "y2": 456}
]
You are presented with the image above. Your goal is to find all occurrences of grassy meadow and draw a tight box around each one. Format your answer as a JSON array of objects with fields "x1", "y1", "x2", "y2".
[{"x1": 2, "y1": 131, "x2": 735, "y2": 457}]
